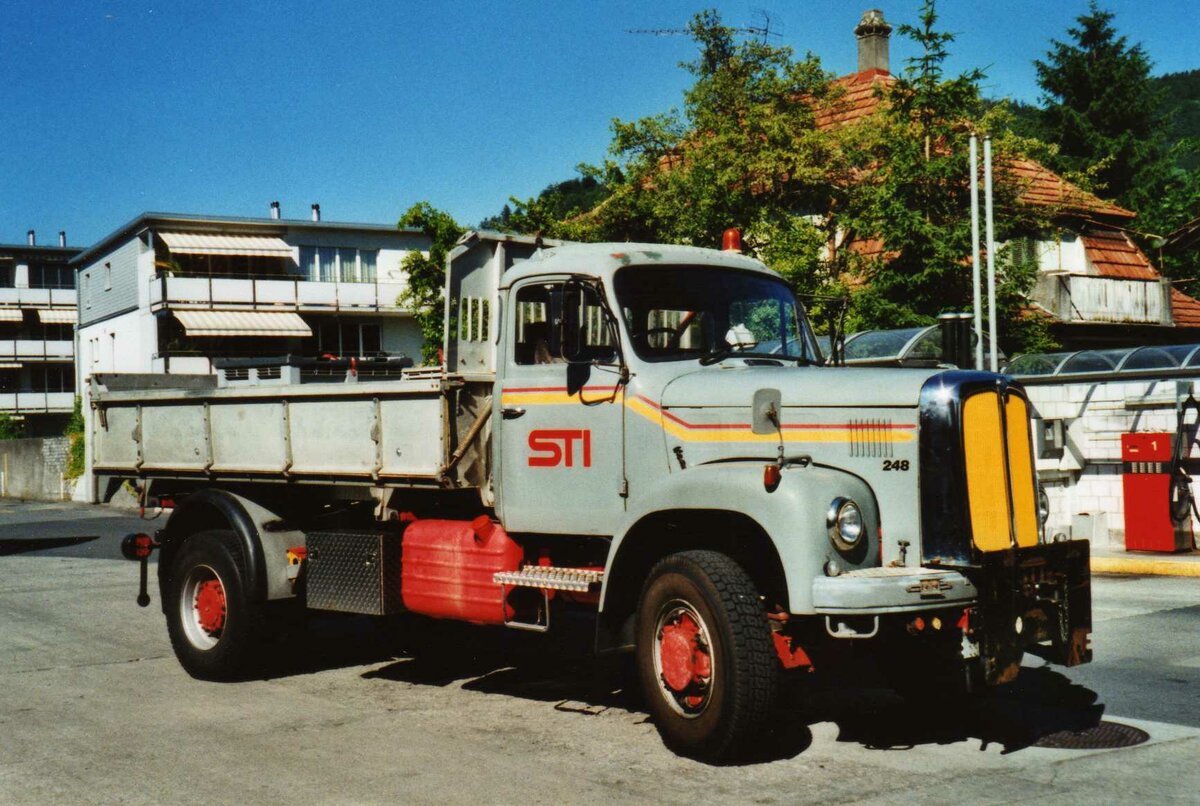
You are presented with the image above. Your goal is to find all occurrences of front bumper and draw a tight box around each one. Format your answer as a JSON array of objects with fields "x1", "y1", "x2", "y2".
[
  {"x1": 811, "y1": 540, "x2": 1092, "y2": 686},
  {"x1": 812, "y1": 566, "x2": 978, "y2": 615}
]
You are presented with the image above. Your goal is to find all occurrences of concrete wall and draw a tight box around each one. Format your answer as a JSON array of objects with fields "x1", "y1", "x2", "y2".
[
  {"x1": 0, "y1": 436, "x2": 75, "y2": 501},
  {"x1": 1026, "y1": 378, "x2": 1197, "y2": 548}
]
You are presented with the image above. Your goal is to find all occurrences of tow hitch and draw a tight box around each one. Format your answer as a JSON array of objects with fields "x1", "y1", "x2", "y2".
[{"x1": 120, "y1": 532, "x2": 159, "y2": 607}]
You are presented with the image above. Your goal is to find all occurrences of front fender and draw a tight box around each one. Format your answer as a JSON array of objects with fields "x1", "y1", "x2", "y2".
[{"x1": 604, "y1": 460, "x2": 880, "y2": 614}]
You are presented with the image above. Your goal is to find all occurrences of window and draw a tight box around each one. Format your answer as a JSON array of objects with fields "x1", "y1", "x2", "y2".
[
  {"x1": 613, "y1": 266, "x2": 815, "y2": 363},
  {"x1": 458, "y1": 296, "x2": 490, "y2": 343},
  {"x1": 297, "y1": 246, "x2": 379, "y2": 282},
  {"x1": 28, "y1": 264, "x2": 75, "y2": 289},
  {"x1": 31, "y1": 364, "x2": 74, "y2": 393},
  {"x1": 512, "y1": 282, "x2": 614, "y2": 365},
  {"x1": 315, "y1": 319, "x2": 384, "y2": 356}
]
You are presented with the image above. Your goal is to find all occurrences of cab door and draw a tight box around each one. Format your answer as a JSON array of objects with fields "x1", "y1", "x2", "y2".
[{"x1": 495, "y1": 278, "x2": 626, "y2": 535}]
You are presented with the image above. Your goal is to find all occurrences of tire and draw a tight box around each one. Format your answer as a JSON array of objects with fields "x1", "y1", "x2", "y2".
[
  {"x1": 635, "y1": 550, "x2": 778, "y2": 762},
  {"x1": 165, "y1": 529, "x2": 265, "y2": 681}
]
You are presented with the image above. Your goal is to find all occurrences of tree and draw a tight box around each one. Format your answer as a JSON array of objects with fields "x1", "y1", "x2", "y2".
[
  {"x1": 0, "y1": 412, "x2": 23, "y2": 440},
  {"x1": 1035, "y1": 4, "x2": 1200, "y2": 292},
  {"x1": 397, "y1": 203, "x2": 465, "y2": 364},
  {"x1": 840, "y1": 1, "x2": 1051, "y2": 351},
  {"x1": 574, "y1": 9, "x2": 843, "y2": 300},
  {"x1": 481, "y1": 177, "x2": 610, "y2": 233},
  {"x1": 1034, "y1": 3, "x2": 1167, "y2": 212}
]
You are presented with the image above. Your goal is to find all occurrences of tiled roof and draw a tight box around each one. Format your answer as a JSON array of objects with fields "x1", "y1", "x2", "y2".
[
  {"x1": 814, "y1": 69, "x2": 895, "y2": 129},
  {"x1": 1082, "y1": 229, "x2": 1158, "y2": 279},
  {"x1": 1006, "y1": 159, "x2": 1135, "y2": 220},
  {"x1": 816, "y1": 70, "x2": 1134, "y2": 221},
  {"x1": 1171, "y1": 288, "x2": 1200, "y2": 327}
]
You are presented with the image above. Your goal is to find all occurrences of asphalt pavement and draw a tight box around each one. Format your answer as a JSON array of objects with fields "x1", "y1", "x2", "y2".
[{"x1": 3, "y1": 500, "x2": 1200, "y2": 804}]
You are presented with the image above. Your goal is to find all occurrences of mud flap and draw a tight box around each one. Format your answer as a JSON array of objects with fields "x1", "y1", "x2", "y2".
[{"x1": 961, "y1": 540, "x2": 1092, "y2": 686}]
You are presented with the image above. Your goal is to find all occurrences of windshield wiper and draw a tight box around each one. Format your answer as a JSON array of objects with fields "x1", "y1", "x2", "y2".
[{"x1": 698, "y1": 348, "x2": 734, "y2": 366}]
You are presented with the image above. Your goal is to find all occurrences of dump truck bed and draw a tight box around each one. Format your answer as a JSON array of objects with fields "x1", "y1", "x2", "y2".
[{"x1": 90, "y1": 372, "x2": 454, "y2": 485}]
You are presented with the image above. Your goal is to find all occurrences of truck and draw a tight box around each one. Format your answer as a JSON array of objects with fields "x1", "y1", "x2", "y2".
[{"x1": 95, "y1": 230, "x2": 1092, "y2": 762}]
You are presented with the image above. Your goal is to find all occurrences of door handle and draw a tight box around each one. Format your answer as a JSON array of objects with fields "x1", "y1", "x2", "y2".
[{"x1": 501, "y1": 407, "x2": 526, "y2": 420}]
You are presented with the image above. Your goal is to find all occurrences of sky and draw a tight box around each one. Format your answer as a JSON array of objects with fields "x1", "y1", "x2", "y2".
[{"x1": 1, "y1": 0, "x2": 1196, "y2": 248}]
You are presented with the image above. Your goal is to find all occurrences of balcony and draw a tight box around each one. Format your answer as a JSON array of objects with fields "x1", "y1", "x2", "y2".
[
  {"x1": 0, "y1": 287, "x2": 76, "y2": 307},
  {"x1": 149, "y1": 273, "x2": 407, "y2": 314},
  {"x1": 0, "y1": 391, "x2": 74, "y2": 414},
  {"x1": 1034, "y1": 274, "x2": 1172, "y2": 326},
  {"x1": 0, "y1": 339, "x2": 74, "y2": 361}
]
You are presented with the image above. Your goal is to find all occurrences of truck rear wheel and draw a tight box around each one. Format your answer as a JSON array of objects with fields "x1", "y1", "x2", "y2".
[
  {"x1": 166, "y1": 529, "x2": 264, "y2": 681},
  {"x1": 635, "y1": 550, "x2": 778, "y2": 762}
]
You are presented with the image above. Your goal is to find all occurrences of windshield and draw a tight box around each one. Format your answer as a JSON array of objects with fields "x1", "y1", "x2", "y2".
[{"x1": 613, "y1": 265, "x2": 818, "y2": 363}]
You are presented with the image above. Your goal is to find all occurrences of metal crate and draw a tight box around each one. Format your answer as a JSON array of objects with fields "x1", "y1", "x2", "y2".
[{"x1": 305, "y1": 531, "x2": 402, "y2": 615}]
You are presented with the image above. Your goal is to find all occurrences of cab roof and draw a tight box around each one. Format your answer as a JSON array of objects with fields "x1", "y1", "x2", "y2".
[{"x1": 497, "y1": 239, "x2": 779, "y2": 288}]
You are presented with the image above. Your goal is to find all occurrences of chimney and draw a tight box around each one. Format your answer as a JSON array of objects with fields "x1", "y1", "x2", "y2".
[
  {"x1": 269, "y1": 200, "x2": 281, "y2": 220},
  {"x1": 311, "y1": 203, "x2": 321, "y2": 222},
  {"x1": 27, "y1": 229, "x2": 35, "y2": 246},
  {"x1": 58, "y1": 231, "x2": 66, "y2": 247},
  {"x1": 854, "y1": 9, "x2": 891, "y2": 73}
]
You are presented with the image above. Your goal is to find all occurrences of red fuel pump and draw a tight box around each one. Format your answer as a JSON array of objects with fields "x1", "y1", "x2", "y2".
[{"x1": 1121, "y1": 432, "x2": 1193, "y2": 552}]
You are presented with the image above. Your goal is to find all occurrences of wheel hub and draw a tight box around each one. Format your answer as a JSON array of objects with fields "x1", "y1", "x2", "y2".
[
  {"x1": 194, "y1": 578, "x2": 226, "y2": 635},
  {"x1": 657, "y1": 606, "x2": 712, "y2": 712}
]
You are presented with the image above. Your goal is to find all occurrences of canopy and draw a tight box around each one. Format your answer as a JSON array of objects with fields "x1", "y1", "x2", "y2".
[
  {"x1": 158, "y1": 231, "x2": 293, "y2": 258},
  {"x1": 37, "y1": 308, "x2": 76, "y2": 324},
  {"x1": 173, "y1": 310, "x2": 311, "y2": 338}
]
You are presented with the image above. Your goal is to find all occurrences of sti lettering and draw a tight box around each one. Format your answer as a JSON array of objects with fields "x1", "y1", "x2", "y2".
[{"x1": 528, "y1": 429, "x2": 592, "y2": 468}]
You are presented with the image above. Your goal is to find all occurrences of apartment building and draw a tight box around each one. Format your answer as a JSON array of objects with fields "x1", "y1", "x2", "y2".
[
  {"x1": 0, "y1": 232, "x2": 79, "y2": 434},
  {"x1": 72, "y1": 208, "x2": 431, "y2": 383}
]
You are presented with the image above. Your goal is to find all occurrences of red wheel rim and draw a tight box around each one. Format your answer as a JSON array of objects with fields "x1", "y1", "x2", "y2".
[
  {"x1": 654, "y1": 602, "x2": 714, "y2": 717},
  {"x1": 194, "y1": 577, "x2": 227, "y2": 635}
]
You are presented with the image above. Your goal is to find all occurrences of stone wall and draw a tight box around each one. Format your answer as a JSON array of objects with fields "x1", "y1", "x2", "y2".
[{"x1": 0, "y1": 436, "x2": 75, "y2": 501}]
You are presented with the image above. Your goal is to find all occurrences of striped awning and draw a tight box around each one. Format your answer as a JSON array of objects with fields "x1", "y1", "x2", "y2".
[
  {"x1": 173, "y1": 310, "x2": 312, "y2": 338},
  {"x1": 158, "y1": 231, "x2": 293, "y2": 257},
  {"x1": 37, "y1": 308, "x2": 76, "y2": 324},
  {"x1": 0, "y1": 309, "x2": 23, "y2": 322}
]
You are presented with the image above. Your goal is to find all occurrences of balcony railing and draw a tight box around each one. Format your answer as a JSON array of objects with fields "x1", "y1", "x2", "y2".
[
  {"x1": 0, "y1": 339, "x2": 74, "y2": 361},
  {"x1": 0, "y1": 391, "x2": 75, "y2": 414},
  {"x1": 149, "y1": 272, "x2": 407, "y2": 313},
  {"x1": 0, "y1": 287, "x2": 76, "y2": 307},
  {"x1": 1035, "y1": 274, "x2": 1172, "y2": 326}
]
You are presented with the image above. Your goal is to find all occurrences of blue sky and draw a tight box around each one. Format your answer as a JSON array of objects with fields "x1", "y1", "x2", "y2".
[{"x1": 1, "y1": 0, "x2": 1195, "y2": 247}]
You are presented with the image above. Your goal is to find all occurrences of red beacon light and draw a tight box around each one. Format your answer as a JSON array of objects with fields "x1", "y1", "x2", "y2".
[{"x1": 722, "y1": 227, "x2": 742, "y2": 253}]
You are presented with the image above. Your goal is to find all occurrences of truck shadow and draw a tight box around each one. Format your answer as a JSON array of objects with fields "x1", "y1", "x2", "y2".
[{"x1": 333, "y1": 619, "x2": 1105, "y2": 764}]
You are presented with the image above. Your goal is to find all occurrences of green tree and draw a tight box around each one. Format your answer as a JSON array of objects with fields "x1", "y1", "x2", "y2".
[
  {"x1": 482, "y1": 176, "x2": 610, "y2": 233},
  {"x1": 575, "y1": 9, "x2": 843, "y2": 300},
  {"x1": 64, "y1": 396, "x2": 85, "y2": 479},
  {"x1": 397, "y1": 202, "x2": 465, "y2": 364},
  {"x1": 1034, "y1": 3, "x2": 1167, "y2": 212},
  {"x1": 0, "y1": 412, "x2": 23, "y2": 440},
  {"x1": 1034, "y1": 4, "x2": 1200, "y2": 292},
  {"x1": 840, "y1": 1, "x2": 1051, "y2": 351}
]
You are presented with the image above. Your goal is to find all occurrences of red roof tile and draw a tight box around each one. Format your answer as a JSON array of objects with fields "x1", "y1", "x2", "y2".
[
  {"x1": 1171, "y1": 288, "x2": 1200, "y2": 327},
  {"x1": 1082, "y1": 229, "x2": 1159, "y2": 279},
  {"x1": 815, "y1": 70, "x2": 1134, "y2": 221},
  {"x1": 1006, "y1": 159, "x2": 1135, "y2": 220},
  {"x1": 814, "y1": 69, "x2": 894, "y2": 130}
]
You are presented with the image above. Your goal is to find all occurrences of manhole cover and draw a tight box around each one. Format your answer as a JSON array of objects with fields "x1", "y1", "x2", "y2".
[{"x1": 1034, "y1": 720, "x2": 1150, "y2": 750}]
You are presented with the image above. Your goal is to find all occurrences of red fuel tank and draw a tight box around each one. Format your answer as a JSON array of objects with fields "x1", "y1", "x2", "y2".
[{"x1": 401, "y1": 516, "x2": 523, "y2": 624}]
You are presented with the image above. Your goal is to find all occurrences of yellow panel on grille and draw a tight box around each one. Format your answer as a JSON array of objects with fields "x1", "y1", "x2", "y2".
[
  {"x1": 963, "y1": 392, "x2": 1013, "y2": 552},
  {"x1": 1006, "y1": 394, "x2": 1040, "y2": 547}
]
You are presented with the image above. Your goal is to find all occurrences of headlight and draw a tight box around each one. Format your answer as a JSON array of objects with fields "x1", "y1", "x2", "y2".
[
  {"x1": 1038, "y1": 486, "x2": 1050, "y2": 526},
  {"x1": 827, "y1": 497, "x2": 864, "y2": 554}
]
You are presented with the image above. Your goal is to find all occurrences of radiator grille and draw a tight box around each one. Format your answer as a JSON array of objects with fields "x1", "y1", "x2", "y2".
[{"x1": 962, "y1": 390, "x2": 1040, "y2": 552}]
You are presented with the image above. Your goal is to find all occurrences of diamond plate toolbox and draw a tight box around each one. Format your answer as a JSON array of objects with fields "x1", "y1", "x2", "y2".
[{"x1": 305, "y1": 531, "x2": 402, "y2": 615}]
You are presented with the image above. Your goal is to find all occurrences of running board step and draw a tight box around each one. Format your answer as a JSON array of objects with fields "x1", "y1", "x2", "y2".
[{"x1": 494, "y1": 566, "x2": 604, "y2": 593}]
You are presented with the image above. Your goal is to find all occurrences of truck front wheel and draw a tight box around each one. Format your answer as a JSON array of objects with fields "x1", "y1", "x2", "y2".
[
  {"x1": 165, "y1": 529, "x2": 264, "y2": 681},
  {"x1": 635, "y1": 550, "x2": 778, "y2": 762}
]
